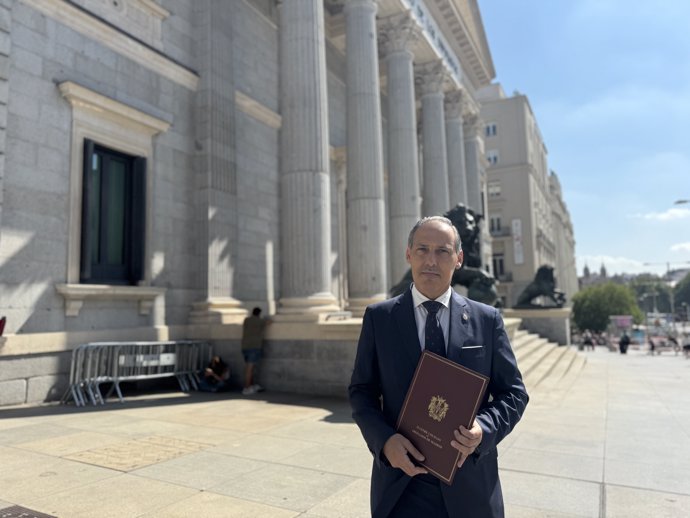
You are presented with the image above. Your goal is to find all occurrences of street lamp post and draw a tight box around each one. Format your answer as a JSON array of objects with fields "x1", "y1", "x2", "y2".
[{"x1": 643, "y1": 261, "x2": 690, "y2": 333}]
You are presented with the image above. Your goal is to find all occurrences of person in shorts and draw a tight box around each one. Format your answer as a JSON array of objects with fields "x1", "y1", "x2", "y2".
[{"x1": 241, "y1": 307, "x2": 269, "y2": 395}]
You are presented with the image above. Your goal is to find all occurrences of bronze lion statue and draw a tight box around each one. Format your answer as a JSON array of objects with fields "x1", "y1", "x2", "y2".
[{"x1": 514, "y1": 265, "x2": 566, "y2": 308}]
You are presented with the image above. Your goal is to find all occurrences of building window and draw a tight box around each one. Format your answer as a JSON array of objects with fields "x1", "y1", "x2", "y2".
[
  {"x1": 485, "y1": 123, "x2": 497, "y2": 137},
  {"x1": 490, "y1": 215, "x2": 502, "y2": 233},
  {"x1": 488, "y1": 181, "x2": 501, "y2": 198},
  {"x1": 80, "y1": 139, "x2": 146, "y2": 285},
  {"x1": 492, "y1": 254, "x2": 505, "y2": 276},
  {"x1": 486, "y1": 149, "x2": 499, "y2": 165}
]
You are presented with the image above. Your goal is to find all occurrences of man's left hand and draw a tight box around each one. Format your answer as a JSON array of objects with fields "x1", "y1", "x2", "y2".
[{"x1": 450, "y1": 419, "x2": 483, "y2": 468}]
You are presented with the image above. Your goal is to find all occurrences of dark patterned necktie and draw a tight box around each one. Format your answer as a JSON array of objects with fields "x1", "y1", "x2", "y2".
[{"x1": 422, "y1": 300, "x2": 446, "y2": 357}]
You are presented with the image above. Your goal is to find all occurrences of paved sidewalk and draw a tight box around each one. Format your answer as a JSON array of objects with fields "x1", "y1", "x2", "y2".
[{"x1": 1, "y1": 348, "x2": 689, "y2": 517}]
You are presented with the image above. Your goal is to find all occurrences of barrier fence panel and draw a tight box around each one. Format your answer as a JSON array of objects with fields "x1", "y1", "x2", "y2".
[{"x1": 61, "y1": 341, "x2": 212, "y2": 406}]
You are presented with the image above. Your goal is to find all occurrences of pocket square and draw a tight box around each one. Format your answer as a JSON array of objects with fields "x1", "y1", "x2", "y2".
[{"x1": 461, "y1": 345, "x2": 484, "y2": 350}]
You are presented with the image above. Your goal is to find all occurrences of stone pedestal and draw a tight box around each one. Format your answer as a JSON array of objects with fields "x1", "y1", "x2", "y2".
[
  {"x1": 188, "y1": 298, "x2": 247, "y2": 324},
  {"x1": 503, "y1": 307, "x2": 572, "y2": 346}
]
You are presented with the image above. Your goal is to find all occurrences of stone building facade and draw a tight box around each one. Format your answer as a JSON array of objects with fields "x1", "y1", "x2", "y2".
[
  {"x1": 0, "y1": 0, "x2": 501, "y2": 404},
  {"x1": 478, "y1": 83, "x2": 578, "y2": 307}
]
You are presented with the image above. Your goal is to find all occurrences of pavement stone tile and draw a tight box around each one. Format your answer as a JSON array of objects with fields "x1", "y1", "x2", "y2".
[
  {"x1": 271, "y1": 419, "x2": 367, "y2": 448},
  {"x1": 13, "y1": 431, "x2": 127, "y2": 457},
  {"x1": 0, "y1": 424, "x2": 75, "y2": 446},
  {"x1": 280, "y1": 443, "x2": 373, "y2": 478},
  {"x1": 504, "y1": 503, "x2": 591, "y2": 517},
  {"x1": 604, "y1": 458, "x2": 690, "y2": 495},
  {"x1": 212, "y1": 433, "x2": 317, "y2": 462},
  {"x1": 605, "y1": 484, "x2": 690, "y2": 518},
  {"x1": 63, "y1": 435, "x2": 209, "y2": 472},
  {"x1": 500, "y1": 447, "x2": 603, "y2": 482},
  {"x1": 138, "y1": 492, "x2": 300, "y2": 517},
  {"x1": 131, "y1": 450, "x2": 268, "y2": 490},
  {"x1": 303, "y1": 478, "x2": 371, "y2": 518},
  {"x1": 510, "y1": 427, "x2": 605, "y2": 458},
  {"x1": 210, "y1": 464, "x2": 357, "y2": 512},
  {"x1": 0, "y1": 447, "x2": 118, "y2": 502},
  {"x1": 500, "y1": 470, "x2": 601, "y2": 517},
  {"x1": 22, "y1": 474, "x2": 198, "y2": 518}
]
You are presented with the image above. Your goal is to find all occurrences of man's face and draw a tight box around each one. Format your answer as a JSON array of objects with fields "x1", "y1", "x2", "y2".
[{"x1": 406, "y1": 220, "x2": 463, "y2": 300}]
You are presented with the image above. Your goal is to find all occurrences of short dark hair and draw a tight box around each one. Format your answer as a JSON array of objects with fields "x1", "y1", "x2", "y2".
[
  {"x1": 252, "y1": 307, "x2": 262, "y2": 316},
  {"x1": 407, "y1": 216, "x2": 462, "y2": 253}
]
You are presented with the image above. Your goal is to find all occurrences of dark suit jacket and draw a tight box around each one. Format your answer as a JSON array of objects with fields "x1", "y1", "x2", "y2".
[{"x1": 349, "y1": 288, "x2": 529, "y2": 518}]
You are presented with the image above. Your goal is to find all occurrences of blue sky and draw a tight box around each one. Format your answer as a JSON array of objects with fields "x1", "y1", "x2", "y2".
[{"x1": 477, "y1": 0, "x2": 690, "y2": 277}]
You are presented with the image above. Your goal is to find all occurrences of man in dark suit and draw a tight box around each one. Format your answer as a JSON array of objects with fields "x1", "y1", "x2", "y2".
[{"x1": 349, "y1": 216, "x2": 529, "y2": 518}]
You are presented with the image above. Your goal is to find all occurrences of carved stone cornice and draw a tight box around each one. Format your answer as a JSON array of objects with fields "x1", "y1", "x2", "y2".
[
  {"x1": 414, "y1": 60, "x2": 448, "y2": 97},
  {"x1": 378, "y1": 10, "x2": 419, "y2": 56}
]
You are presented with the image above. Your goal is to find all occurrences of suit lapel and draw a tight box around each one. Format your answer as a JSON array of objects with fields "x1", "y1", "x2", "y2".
[
  {"x1": 447, "y1": 290, "x2": 470, "y2": 363},
  {"x1": 393, "y1": 289, "x2": 422, "y2": 369}
]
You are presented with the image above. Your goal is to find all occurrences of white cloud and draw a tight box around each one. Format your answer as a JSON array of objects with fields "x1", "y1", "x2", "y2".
[
  {"x1": 671, "y1": 242, "x2": 690, "y2": 252},
  {"x1": 635, "y1": 208, "x2": 690, "y2": 221}
]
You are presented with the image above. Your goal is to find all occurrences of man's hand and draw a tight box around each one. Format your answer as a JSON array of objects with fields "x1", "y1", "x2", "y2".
[
  {"x1": 382, "y1": 433, "x2": 428, "y2": 477},
  {"x1": 450, "y1": 419, "x2": 483, "y2": 468}
]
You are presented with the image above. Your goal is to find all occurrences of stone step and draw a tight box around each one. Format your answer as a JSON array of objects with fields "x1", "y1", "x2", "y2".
[
  {"x1": 513, "y1": 335, "x2": 551, "y2": 366},
  {"x1": 541, "y1": 348, "x2": 587, "y2": 391},
  {"x1": 523, "y1": 342, "x2": 570, "y2": 391}
]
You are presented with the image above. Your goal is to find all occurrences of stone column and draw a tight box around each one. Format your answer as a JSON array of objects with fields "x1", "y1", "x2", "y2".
[
  {"x1": 0, "y1": 1, "x2": 9, "y2": 237},
  {"x1": 416, "y1": 61, "x2": 449, "y2": 217},
  {"x1": 189, "y1": 0, "x2": 245, "y2": 324},
  {"x1": 278, "y1": 0, "x2": 338, "y2": 318},
  {"x1": 444, "y1": 89, "x2": 468, "y2": 207},
  {"x1": 463, "y1": 110, "x2": 484, "y2": 216},
  {"x1": 379, "y1": 12, "x2": 421, "y2": 286},
  {"x1": 343, "y1": 0, "x2": 387, "y2": 316}
]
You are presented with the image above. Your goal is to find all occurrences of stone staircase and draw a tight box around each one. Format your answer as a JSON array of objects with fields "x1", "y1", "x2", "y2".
[{"x1": 511, "y1": 329, "x2": 586, "y2": 394}]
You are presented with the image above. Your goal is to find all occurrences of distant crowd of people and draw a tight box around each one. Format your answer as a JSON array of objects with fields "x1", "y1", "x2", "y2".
[{"x1": 577, "y1": 327, "x2": 690, "y2": 357}]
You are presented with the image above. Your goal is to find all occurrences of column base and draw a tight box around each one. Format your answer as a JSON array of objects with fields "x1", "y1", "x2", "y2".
[
  {"x1": 188, "y1": 297, "x2": 248, "y2": 325},
  {"x1": 274, "y1": 294, "x2": 342, "y2": 322},
  {"x1": 347, "y1": 294, "x2": 388, "y2": 318}
]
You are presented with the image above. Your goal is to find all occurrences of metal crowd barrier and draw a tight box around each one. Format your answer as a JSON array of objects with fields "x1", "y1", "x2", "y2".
[{"x1": 61, "y1": 340, "x2": 212, "y2": 406}]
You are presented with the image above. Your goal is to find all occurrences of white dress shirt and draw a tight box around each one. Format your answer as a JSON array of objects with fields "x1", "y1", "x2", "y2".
[{"x1": 411, "y1": 284, "x2": 452, "y2": 353}]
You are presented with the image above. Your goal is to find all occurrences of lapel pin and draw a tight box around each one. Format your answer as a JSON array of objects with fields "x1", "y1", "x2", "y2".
[{"x1": 462, "y1": 313, "x2": 468, "y2": 321}]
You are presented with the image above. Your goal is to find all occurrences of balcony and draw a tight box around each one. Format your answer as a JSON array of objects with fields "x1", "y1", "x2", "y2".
[{"x1": 490, "y1": 226, "x2": 512, "y2": 237}]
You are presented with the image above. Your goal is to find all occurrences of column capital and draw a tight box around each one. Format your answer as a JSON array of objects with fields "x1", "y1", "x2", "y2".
[
  {"x1": 444, "y1": 89, "x2": 465, "y2": 120},
  {"x1": 414, "y1": 60, "x2": 449, "y2": 97},
  {"x1": 378, "y1": 10, "x2": 419, "y2": 56},
  {"x1": 463, "y1": 110, "x2": 483, "y2": 137}
]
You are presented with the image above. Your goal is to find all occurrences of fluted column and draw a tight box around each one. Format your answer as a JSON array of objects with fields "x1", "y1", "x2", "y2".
[
  {"x1": 189, "y1": 0, "x2": 245, "y2": 324},
  {"x1": 278, "y1": 0, "x2": 338, "y2": 317},
  {"x1": 344, "y1": 0, "x2": 387, "y2": 316},
  {"x1": 416, "y1": 61, "x2": 450, "y2": 217},
  {"x1": 445, "y1": 89, "x2": 468, "y2": 207},
  {"x1": 380, "y1": 11, "x2": 421, "y2": 286},
  {"x1": 463, "y1": 111, "x2": 484, "y2": 215}
]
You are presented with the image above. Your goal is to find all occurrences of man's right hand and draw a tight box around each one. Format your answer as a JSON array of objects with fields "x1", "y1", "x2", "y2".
[{"x1": 382, "y1": 433, "x2": 428, "y2": 477}]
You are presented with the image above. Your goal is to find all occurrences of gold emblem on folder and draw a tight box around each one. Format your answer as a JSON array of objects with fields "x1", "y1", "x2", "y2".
[{"x1": 428, "y1": 395, "x2": 449, "y2": 422}]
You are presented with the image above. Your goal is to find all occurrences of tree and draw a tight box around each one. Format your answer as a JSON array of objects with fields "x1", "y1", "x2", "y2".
[
  {"x1": 675, "y1": 272, "x2": 690, "y2": 320},
  {"x1": 572, "y1": 282, "x2": 643, "y2": 332}
]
